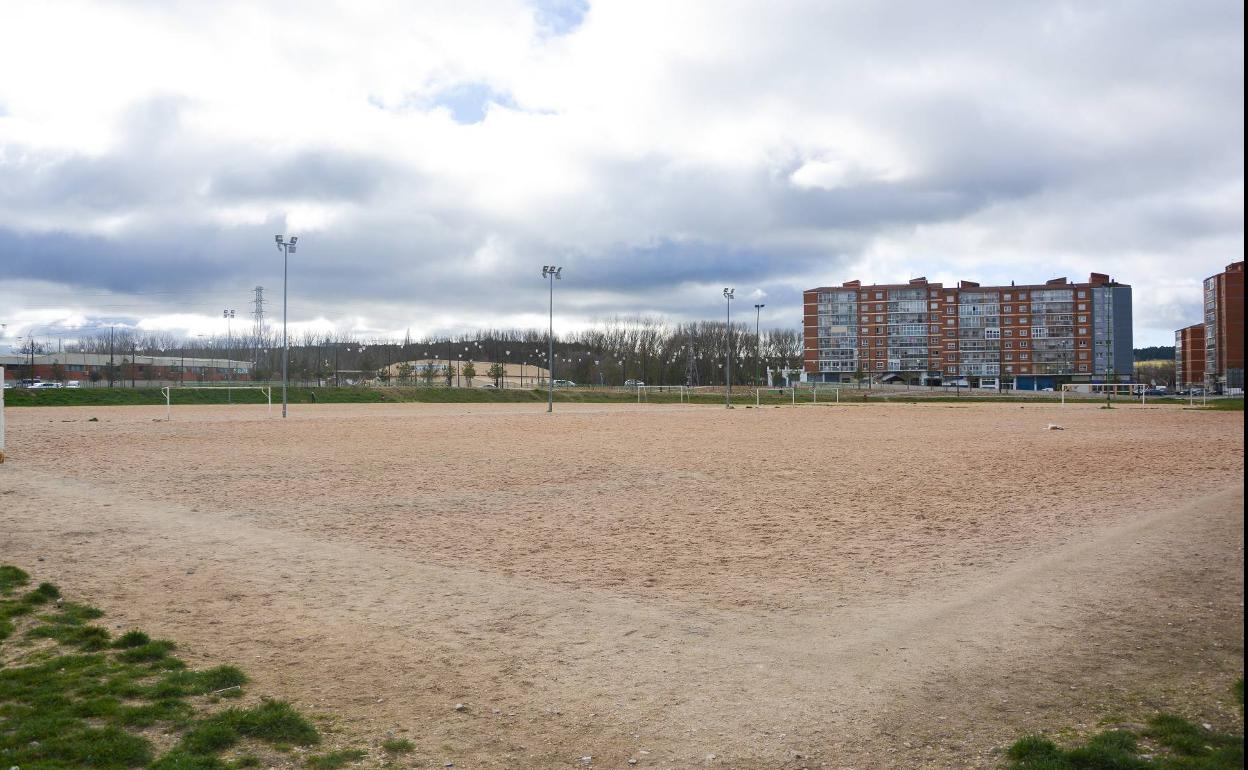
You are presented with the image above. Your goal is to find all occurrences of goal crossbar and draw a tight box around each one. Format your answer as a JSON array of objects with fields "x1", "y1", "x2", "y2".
[{"x1": 160, "y1": 385, "x2": 273, "y2": 420}]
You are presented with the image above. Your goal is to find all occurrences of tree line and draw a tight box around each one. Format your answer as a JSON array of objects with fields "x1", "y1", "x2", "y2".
[{"x1": 55, "y1": 317, "x2": 804, "y2": 387}]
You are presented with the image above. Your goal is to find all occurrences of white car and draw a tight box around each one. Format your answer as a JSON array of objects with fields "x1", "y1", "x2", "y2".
[
  {"x1": 624, "y1": 379, "x2": 645, "y2": 387},
  {"x1": 33, "y1": 381, "x2": 63, "y2": 389},
  {"x1": 66, "y1": 380, "x2": 81, "y2": 388},
  {"x1": 553, "y1": 379, "x2": 577, "y2": 387}
]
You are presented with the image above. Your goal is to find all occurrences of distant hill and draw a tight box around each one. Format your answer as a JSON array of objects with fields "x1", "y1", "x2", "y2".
[{"x1": 1134, "y1": 345, "x2": 1175, "y2": 362}]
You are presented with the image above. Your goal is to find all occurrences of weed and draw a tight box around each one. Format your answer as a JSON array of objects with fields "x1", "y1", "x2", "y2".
[{"x1": 24, "y1": 581, "x2": 61, "y2": 604}]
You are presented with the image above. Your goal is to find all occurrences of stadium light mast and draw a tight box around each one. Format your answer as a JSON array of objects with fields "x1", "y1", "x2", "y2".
[
  {"x1": 723, "y1": 288, "x2": 735, "y2": 408},
  {"x1": 274, "y1": 235, "x2": 297, "y2": 418},
  {"x1": 754, "y1": 303, "x2": 765, "y2": 388},
  {"x1": 542, "y1": 265, "x2": 562, "y2": 413},
  {"x1": 223, "y1": 309, "x2": 235, "y2": 389}
]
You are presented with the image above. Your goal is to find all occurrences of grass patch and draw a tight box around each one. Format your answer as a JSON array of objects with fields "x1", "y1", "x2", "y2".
[
  {"x1": 381, "y1": 737, "x2": 414, "y2": 754},
  {"x1": 1006, "y1": 678, "x2": 1245, "y2": 769},
  {"x1": 0, "y1": 563, "x2": 369, "y2": 770},
  {"x1": 0, "y1": 565, "x2": 31, "y2": 595},
  {"x1": 305, "y1": 749, "x2": 367, "y2": 769}
]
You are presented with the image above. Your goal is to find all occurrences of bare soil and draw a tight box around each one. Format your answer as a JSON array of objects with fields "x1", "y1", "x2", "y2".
[{"x1": 0, "y1": 401, "x2": 1242, "y2": 769}]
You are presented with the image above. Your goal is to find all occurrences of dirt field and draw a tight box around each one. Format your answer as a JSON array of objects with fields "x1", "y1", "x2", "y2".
[{"x1": 1, "y1": 401, "x2": 1242, "y2": 769}]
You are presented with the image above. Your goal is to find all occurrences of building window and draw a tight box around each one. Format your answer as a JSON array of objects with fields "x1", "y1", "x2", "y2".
[
  {"x1": 1005, "y1": 365, "x2": 1015, "y2": 373},
  {"x1": 1005, "y1": 353, "x2": 1014, "y2": 361},
  {"x1": 1077, "y1": 315, "x2": 1088, "y2": 323},
  {"x1": 1079, "y1": 364, "x2": 1088, "y2": 372},
  {"x1": 946, "y1": 295, "x2": 954, "y2": 302},
  {"x1": 1004, "y1": 329, "x2": 1014, "y2": 336},
  {"x1": 1020, "y1": 341, "x2": 1029, "y2": 348},
  {"x1": 930, "y1": 302, "x2": 939, "y2": 310},
  {"x1": 945, "y1": 342, "x2": 956, "y2": 350},
  {"x1": 945, "y1": 331, "x2": 956, "y2": 338},
  {"x1": 1003, "y1": 293, "x2": 1012, "y2": 301},
  {"x1": 1018, "y1": 292, "x2": 1028, "y2": 299},
  {"x1": 1020, "y1": 353, "x2": 1030, "y2": 360},
  {"x1": 946, "y1": 319, "x2": 955, "y2": 326},
  {"x1": 1077, "y1": 303, "x2": 1086, "y2": 311},
  {"x1": 875, "y1": 361, "x2": 885, "y2": 369},
  {"x1": 1004, "y1": 341, "x2": 1014, "y2": 349},
  {"x1": 946, "y1": 366, "x2": 956, "y2": 373},
  {"x1": 1077, "y1": 290, "x2": 1087, "y2": 298},
  {"x1": 875, "y1": 292, "x2": 883, "y2": 299},
  {"x1": 1003, "y1": 305, "x2": 1013, "y2": 313},
  {"x1": 1078, "y1": 327, "x2": 1088, "y2": 335},
  {"x1": 1019, "y1": 329, "x2": 1029, "y2": 337}
]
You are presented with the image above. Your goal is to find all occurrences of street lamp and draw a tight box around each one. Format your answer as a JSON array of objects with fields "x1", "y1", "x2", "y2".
[
  {"x1": 723, "y1": 287, "x2": 734, "y2": 408},
  {"x1": 754, "y1": 303, "x2": 765, "y2": 388},
  {"x1": 542, "y1": 265, "x2": 562, "y2": 413},
  {"x1": 274, "y1": 235, "x2": 297, "y2": 418}
]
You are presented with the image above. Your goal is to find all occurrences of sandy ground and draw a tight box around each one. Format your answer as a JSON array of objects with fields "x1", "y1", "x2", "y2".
[{"x1": 0, "y1": 401, "x2": 1242, "y2": 769}]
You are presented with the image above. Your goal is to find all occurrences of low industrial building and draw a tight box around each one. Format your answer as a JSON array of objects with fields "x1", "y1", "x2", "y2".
[{"x1": 1, "y1": 352, "x2": 252, "y2": 386}]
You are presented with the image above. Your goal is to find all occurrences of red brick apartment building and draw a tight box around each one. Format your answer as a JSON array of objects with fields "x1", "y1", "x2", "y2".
[
  {"x1": 1174, "y1": 323, "x2": 1206, "y2": 391},
  {"x1": 1200, "y1": 260, "x2": 1244, "y2": 392},
  {"x1": 803, "y1": 273, "x2": 1133, "y2": 388}
]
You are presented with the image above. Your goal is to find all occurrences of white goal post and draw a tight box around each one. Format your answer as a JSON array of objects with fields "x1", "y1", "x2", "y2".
[
  {"x1": 635, "y1": 385, "x2": 689, "y2": 403},
  {"x1": 1060, "y1": 383, "x2": 1148, "y2": 405},
  {"x1": 160, "y1": 385, "x2": 273, "y2": 420}
]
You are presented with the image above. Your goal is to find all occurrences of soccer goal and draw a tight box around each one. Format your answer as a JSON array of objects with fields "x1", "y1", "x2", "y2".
[
  {"x1": 160, "y1": 385, "x2": 273, "y2": 420},
  {"x1": 635, "y1": 385, "x2": 689, "y2": 403},
  {"x1": 1060, "y1": 383, "x2": 1147, "y2": 405}
]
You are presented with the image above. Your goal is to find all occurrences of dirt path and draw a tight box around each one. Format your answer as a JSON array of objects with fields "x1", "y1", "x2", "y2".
[{"x1": 0, "y1": 403, "x2": 1242, "y2": 768}]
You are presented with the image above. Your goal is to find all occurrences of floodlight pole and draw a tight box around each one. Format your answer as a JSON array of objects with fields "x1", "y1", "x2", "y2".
[
  {"x1": 723, "y1": 288, "x2": 735, "y2": 408},
  {"x1": 275, "y1": 235, "x2": 298, "y2": 418},
  {"x1": 754, "y1": 303, "x2": 765, "y2": 387},
  {"x1": 543, "y1": 265, "x2": 562, "y2": 413}
]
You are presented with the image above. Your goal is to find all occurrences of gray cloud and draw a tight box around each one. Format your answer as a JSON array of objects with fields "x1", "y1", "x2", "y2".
[{"x1": 0, "y1": 0, "x2": 1241, "y2": 346}]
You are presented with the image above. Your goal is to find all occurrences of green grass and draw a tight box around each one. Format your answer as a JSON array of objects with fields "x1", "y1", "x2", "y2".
[
  {"x1": 1006, "y1": 679, "x2": 1244, "y2": 769},
  {"x1": 380, "y1": 737, "x2": 414, "y2": 754},
  {"x1": 304, "y1": 749, "x2": 367, "y2": 769},
  {"x1": 0, "y1": 563, "x2": 368, "y2": 770},
  {"x1": 11, "y1": 383, "x2": 1244, "y2": 410}
]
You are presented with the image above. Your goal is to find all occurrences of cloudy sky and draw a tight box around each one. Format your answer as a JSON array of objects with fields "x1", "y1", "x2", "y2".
[{"x1": 0, "y1": 0, "x2": 1242, "y2": 348}]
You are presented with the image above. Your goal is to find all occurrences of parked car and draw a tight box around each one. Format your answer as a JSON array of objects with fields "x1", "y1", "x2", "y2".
[
  {"x1": 553, "y1": 379, "x2": 577, "y2": 387},
  {"x1": 32, "y1": 381, "x2": 63, "y2": 389},
  {"x1": 65, "y1": 380, "x2": 81, "y2": 389},
  {"x1": 624, "y1": 379, "x2": 645, "y2": 387},
  {"x1": 1142, "y1": 388, "x2": 1167, "y2": 397}
]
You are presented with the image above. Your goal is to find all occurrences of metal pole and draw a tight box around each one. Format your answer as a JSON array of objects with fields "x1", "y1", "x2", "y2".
[
  {"x1": 724, "y1": 288, "x2": 734, "y2": 408},
  {"x1": 548, "y1": 272, "x2": 554, "y2": 413},
  {"x1": 282, "y1": 244, "x2": 288, "y2": 418}
]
